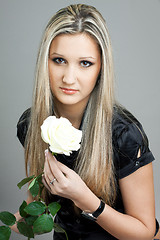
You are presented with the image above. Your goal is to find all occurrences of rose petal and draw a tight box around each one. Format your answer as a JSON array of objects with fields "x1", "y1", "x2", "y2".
[{"x1": 41, "y1": 116, "x2": 82, "y2": 155}]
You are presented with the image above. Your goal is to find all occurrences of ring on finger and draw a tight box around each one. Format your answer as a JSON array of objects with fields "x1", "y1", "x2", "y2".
[{"x1": 50, "y1": 178, "x2": 57, "y2": 185}]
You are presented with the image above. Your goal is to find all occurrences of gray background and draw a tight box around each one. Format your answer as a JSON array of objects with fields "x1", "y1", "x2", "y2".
[{"x1": 0, "y1": 0, "x2": 159, "y2": 239}]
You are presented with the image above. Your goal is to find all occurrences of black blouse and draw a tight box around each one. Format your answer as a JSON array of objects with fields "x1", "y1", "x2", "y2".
[{"x1": 17, "y1": 107, "x2": 158, "y2": 240}]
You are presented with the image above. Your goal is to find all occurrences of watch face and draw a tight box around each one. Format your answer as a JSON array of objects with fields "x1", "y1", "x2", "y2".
[{"x1": 81, "y1": 212, "x2": 97, "y2": 221}]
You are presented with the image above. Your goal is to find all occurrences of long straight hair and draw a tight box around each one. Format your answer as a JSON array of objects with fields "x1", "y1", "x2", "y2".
[{"x1": 25, "y1": 4, "x2": 117, "y2": 205}]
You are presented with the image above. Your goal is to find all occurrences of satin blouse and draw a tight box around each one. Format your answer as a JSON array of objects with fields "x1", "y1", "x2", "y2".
[{"x1": 17, "y1": 106, "x2": 158, "y2": 240}]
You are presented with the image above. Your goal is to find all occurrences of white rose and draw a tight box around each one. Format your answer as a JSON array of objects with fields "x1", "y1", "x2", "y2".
[{"x1": 41, "y1": 116, "x2": 82, "y2": 156}]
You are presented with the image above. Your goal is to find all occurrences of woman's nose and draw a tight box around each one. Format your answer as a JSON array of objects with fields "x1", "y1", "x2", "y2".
[{"x1": 62, "y1": 66, "x2": 76, "y2": 85}]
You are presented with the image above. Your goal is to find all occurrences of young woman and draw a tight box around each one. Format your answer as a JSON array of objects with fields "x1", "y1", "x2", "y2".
[{"x1": 15, "y1": 4, "x2": 159, "y2": 240}]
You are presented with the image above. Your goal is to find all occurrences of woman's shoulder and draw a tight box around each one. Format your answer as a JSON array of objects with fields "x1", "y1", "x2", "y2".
[
  {"x1": 17, "y1": 108, "x2": 31, "y2": 147},
  {"x1": 112, "y1": 105, "x2": 154, "y2": 179},
  {"x1": 112, "y1": 105, "x2": 142, "y2": 138},
  {"x1": 112, "y1": 105, "x2": 149, "y2": 148}
]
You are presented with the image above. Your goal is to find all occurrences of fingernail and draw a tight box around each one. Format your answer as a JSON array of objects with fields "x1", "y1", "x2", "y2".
[{"x1": 45, "y1": 149, "x2": 49, "y2": 156}]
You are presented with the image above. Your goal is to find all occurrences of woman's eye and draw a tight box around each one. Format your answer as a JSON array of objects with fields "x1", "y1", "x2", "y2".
[
  {"x1": 52, "y1": 58, "x2": 66, "y2": 64},
  {"x1": 80, "y1": 61, "x2": 93, "y2": 68}
]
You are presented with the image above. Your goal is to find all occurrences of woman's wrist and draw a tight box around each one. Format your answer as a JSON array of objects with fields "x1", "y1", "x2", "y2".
[
  {"x1": 73, "y1": 188, "x2": 101, "y2": 213},
  {"x1": 81, "y1": 200, "x2": 106, "y2": 221}
]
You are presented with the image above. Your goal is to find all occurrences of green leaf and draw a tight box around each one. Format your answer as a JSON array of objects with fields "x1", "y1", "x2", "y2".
[
  {"x1": 36, "y1": 172, "x2": 43, "y2": 182},
  {"x1": 28, "y1": 178, "x2": 36, "y2": 190},
  {"x1": 39, "y1": 185, "x2": 44, "y2": 199},
  {"x1": 0, "y1": 212, "x2": 16, "y2": 226},
  {"x1": 25, "y1": 215, "x2": 38, "y2": 226},
  {"x1": 0, "y1": 226, "x2": 11, "y2": 240},
  {"x1": 24, "y1": 201, "x2": 46, "y2": 216},
  {"x1": 33, "y1": 214, "x2": 53, "y2": 234},
  {"x1": 53, "y1": 222, "x2": 66, "y2": 233},
  {"x1": 53, "y1": 223, "x2": 69, "y2": 240},
  {"x1": 19, "y1": 201, "x2": 27, "y2": 218},
  {"x1": 17, "y1": 175, "x2": 34, "y2": 189},
  {"x1": 37, "y1": 176, "x2": 43, "y2": 185},
  {"x1": 29, "y1": 180, "x2": 39, "y2": 197},
  {"x1": 28, "y1": 173, "x2": 43, "y2": 190},
  {"x1": 48, "y1": 202, "x2": 61, "y2": 217},
  {"x1": 17, "y1": 222, "x2": 34, "y2": 238}
]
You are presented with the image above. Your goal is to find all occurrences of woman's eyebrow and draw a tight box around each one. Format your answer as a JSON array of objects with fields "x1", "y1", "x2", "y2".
[
  {"x1": 50, "y1": 52, "x2": 64, "y2": 57},
  {"x1": 50, "y1": 52, "x2": 96, "y2": 59},
  {"x1": 79, "y1": 56, "x2": 96, "y2": 60}
]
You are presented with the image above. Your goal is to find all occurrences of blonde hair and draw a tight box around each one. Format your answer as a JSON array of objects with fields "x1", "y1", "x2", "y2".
[{"x1": 25, "y1": 4, "x2": 116, "y2": 205}]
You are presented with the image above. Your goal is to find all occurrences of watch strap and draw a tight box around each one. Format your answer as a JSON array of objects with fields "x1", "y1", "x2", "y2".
[
  {"x1": 92, "y1": 200, "x2": 105, "y2": 218},
  {"x1": 81, "y1": 200, "x2": 105, "y2": 221}
]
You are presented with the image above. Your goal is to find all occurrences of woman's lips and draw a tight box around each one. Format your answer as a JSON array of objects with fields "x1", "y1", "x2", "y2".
[{"x1": 60, "y1": 87, "x2": 78, "y2": 95}]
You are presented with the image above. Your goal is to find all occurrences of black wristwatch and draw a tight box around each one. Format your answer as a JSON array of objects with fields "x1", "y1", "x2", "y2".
[{"x1": 81, "y1": 200, "x2": 105, "y2": 221}]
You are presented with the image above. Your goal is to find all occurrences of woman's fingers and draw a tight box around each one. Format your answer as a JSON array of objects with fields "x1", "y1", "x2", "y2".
[
  {"x1": 55, "y1": 159, "x2": 73, "y2": 176},
  {"x1": 45, "y1": 150, "x2": 69, "y2": 183},
  {"x1": 43, "y1": 150, "x2": 85, "y2": 200},
  {"x1": 43, "y1": 155, "x2": 54, "y2": 183},
  {"x1": 42, "y1": 175, "x2": 51, "y2": 192},
  {"x1": 44, "y1": 150, "x2": 71, "y2": 194}
]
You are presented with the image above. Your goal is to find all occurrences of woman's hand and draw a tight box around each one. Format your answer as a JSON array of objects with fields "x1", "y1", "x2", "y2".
[
  {"x1": 10, "y1": 193, "x2": 34, "y2": 233},
  {"x1": 42, "y1": 150, "x2": 100, "y2": 211}
]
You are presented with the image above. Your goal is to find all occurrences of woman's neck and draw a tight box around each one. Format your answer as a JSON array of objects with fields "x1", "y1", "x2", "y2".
[{"x1": 54, "y1": 101, "x2": 87, "y2": 129}]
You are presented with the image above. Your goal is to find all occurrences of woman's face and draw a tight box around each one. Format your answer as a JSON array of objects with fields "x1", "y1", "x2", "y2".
[{"x1": 48, "y1": 33, "x2": 101, "y2": 109}]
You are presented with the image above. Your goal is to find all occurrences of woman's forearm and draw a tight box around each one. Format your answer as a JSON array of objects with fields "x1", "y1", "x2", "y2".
[
  {"x1": 97, "y1": 203, "x2": 155, "y2": 240},
  {"x1": 10, "y1": 211, "x2": 22, "y2": 233},
  {"x1": 10, "y1": 193, "x2": 34, "y2": 233},
  {"x1": 74, "y1": 189, "x2": 155, "y2": 240}
]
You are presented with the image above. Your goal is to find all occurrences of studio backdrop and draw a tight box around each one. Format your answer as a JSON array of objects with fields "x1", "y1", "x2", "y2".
[{"x1": 0, "y1": 0, "x2": 159, "y2": 239}]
